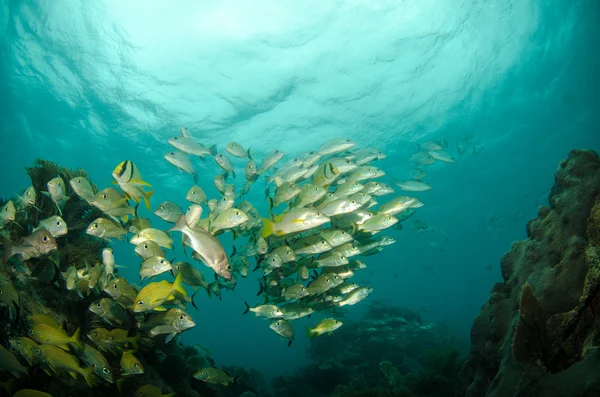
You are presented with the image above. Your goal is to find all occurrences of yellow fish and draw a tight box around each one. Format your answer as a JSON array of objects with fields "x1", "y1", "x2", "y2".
[
  {"x1": 35, "y1": 345, "x2": 95, "y2": 387},
  {"x1": 112, "y1": 160, "x2": 154, "y2": 210},
  {"x1": 28, "y1": 323, "x2": 82, "y2": 350},
  {"x1": 133, "y1": 271, "x2": 187, "y2": 312}
]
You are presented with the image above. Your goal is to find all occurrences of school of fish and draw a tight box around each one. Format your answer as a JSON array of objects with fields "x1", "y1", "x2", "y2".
[{"x1": 0, "y1": 127, "x2": 458, "y2": 394}]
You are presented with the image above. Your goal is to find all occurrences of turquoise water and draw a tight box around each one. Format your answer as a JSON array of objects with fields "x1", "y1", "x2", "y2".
[{"x1": 1, "y1": 0, "x2": 599, "y2": 381}]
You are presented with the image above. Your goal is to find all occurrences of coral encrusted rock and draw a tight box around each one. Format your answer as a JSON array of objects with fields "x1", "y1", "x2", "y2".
[{"x1": 458, "y1": 149, "x2": 600, "y2": 397}]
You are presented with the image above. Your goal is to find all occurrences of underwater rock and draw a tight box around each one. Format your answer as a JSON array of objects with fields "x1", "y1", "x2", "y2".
[{"x1": 458, "y1": 149, "x2": 600, "y2": 396}]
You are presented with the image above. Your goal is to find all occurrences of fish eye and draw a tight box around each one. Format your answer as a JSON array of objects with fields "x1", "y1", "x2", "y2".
[
  {"x1": 160, "y1": 206, "x2": 164, "y2": 209},
  {"x1": 235, "y1": 211, "x2": 240, "y2": 215},
  {"x1": 102, "y1": 194, "x2": 107, "y2": 199},
  {"x1": 160, "y1": 260, "x2": 165, "y2": 264},
  {"x1": 43, "y1": 235, "x2": 49, "y2": 242},
  {"x1": 56, "y1": 221, "x2": 61, "y2": 225},
  {"x1": 96, "y1": 302, "x2": 101, "y2": 307},
  {"x1": 286, "y1": 250, "x2": 290, "y2": 255},
  {"x1": 28, "y1": 329, "x2": 34, "y2": 335},
  {"x1": 226, "y1": 264, "x2": 231, "y2": 270},
  {"x1": 137, "y1": 301, "x2": 143, "y2": 305},
  {"x1": 144, "y1": 244, "x2": 148, "y2": 249},
  {"x1": 42, "y1": 266, "x2": 47, "y2": 271},
  {"x1": 102, "y1": 367, "x2": 110, "y2": 375},
  {"x1": 133, "y1": 363, "x2": 139, "y2": 368},
  {"x1": 16, "y1": 340, "x2": 21, "y2": 346},
  {"x1": 173, "y1": 137, "x2": 178, "y2": 140},
  {"x1": 113, "y1": 284, "x2": 118, "y2": 289},
  {"x1": 94, "y1": 223, "x2": 99, "y2": 228},
  {"x1": 171, "y1": 152, "x2": 175, "y2": 155},
  {"x1": 35, "y1": 348, "x2": 41, "y2": 355},
  {"x1": 58, "y1": 182, "x2": 61, "y2": 186},
  {"x1": 179, "y1": 315, "x2": 185, "y2": 320}
]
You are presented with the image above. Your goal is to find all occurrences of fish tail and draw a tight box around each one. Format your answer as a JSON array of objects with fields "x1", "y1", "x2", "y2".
[
  {"x1": 173, "y1": 270, "x2": 187, "y2": 297},
  {"x1": 169, "y1": 215, "x2": 188, "y2": 233},
  {"x1": 261, "y1": 218, "x2": 274, "y2": 239},
  {"x1": 206, "y1": 281, "x2": 219, "y2": 299},
  {"x1": 306, "y1": 326, "x2": 314, "y2": 340},
  {"x1": 1, "y1": 237, "x2": 13, "y2": 264},
  {"x1": 243, "y1": 301, "x2": 250, "y2": 315},
  {"x1": 208, "y1": 145, "x2": 218, "y2": 156},
  {"x1": 190, "y1": 288, "x2": 200, "y2": 310},
  {"x1": 81, "y1": 365, "x2": 96, "y2": 388},
  {"x1": 71, "y1": 327, "x2": 83, "y2": 349},
  {"x1": 247, "y1": 148, "x2": 253, "y2": 160},
  {"x1": 231, "y1": 170, "x2": 236, "y2": 179},
  {"x1": 133, "y1": 201, "x2": 141, "y2": 218},
  {"x1": 193, "y1": 172, "x2": 198, "y2": 184},
  {"x1": 232, "y1": 375, "x2": 240, "y2": 384},
  {"x1": 143, "y1": 190, "x2": 154, "y2": 210},
  {"x1": 131, "y1": 334, "x2": 140, "y2": 350}
]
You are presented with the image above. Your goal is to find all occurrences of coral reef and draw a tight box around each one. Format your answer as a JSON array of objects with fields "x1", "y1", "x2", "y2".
[
  {"x1": 0, "y1": 159, "x2": 265, "y2": 397},
  {"x1": 272, "y1": 300, "x2": 466, "y2": 397},
  {"x1": 458, "y1": 149, "x2": 600, "y2": 396}
]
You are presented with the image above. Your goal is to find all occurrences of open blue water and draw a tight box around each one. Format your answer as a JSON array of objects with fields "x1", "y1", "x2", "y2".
[{"x1": 1, "y1": 0, "x2": 599, "y2": 380}]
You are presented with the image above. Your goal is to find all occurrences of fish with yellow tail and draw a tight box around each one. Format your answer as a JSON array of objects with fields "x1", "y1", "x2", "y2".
[
  {"x1": 261, "y1": 208, "x2": 330, "y2": 238},
  {"x1": 34, "y1": 345, "x2": 96, "y2": 387},
  {"x1": 193, "y1": 367, "x2": 239, "y2": 386},
  {"x1": 133, "y1": 271, "x2": 187, "y2": 312},
  {"x1": 306, "y1": 318, "x2": 343, "y2": 339},
  {"x1": 112, "y1": 160, "x2": 154, "y2": 210}
]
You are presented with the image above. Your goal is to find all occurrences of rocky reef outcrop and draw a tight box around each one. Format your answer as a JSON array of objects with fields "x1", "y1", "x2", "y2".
[{"x1": 458, "y1": 149, "x2": 600, "y2": 397}]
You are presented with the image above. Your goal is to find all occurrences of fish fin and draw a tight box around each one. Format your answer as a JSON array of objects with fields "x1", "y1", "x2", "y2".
[
  {"x1": 247, "y1": 148, "x2": 253, "y2": 160},
  {"x1": 133, "y1": 201, "x2": 140, "y2": 218},
  {"x1": 193, "y1": 172, "x2": 198, "y2": 184},
  {"x1": 130, "y1": 179, "x2": 152, "y2": 187},
  {"x1": 231, "y1": 245, "x2": 237, "y2": 257},
  {"x1": 232, "y1": 376, "x2": 240, "y2": 384},
  {"x1": 190, "y1": 288, "x2": 200, "y2": 310},
  {"x1": 172, "y1": 270, "x2": 187, "y2": 297},
  {"x1": 243, "y1": 301, "x2": 250, "y2": 315},
  {"x1": 131, "y1": 334, "x2": 140, "y2": 350},
  {"x1": 169, "y1": 214, "x2": 188, "y2": 233},
  {"x1": 306, "y1": 326, "x2": 314, "y2": 340},
  {"x1": 143, "y1": 190, "x2": 154, "y2": 210},
  {"x1": 206, "y1": 281, "x2": 218, "y2": 299},
  {"x1": 208, "y1": 144, "x2": 218, "y2": 156},
  {"x1": 82, "y1": 365, "x2": 96, "y2": 388},
  {"x1": 2, "y1": 237, "x2": 13, "y2": 264},
  {"x1": 41, "y1": 191, "x2": 50, "y2": 197},
  {"x1": 154, "y1": 306, "x2": 167, "y2": 311},
  {"x1": 68, "y1": 371, "x2": 78, "y2": 379},
  {"x1": 231, "y1": 170, "x2": 236, "y2": 179},
  {"x1": 181, "y1": 126, "x2": 190, "y2": 137},
  {"x1": 165, "y1": 333, "x2": 177, "y2": 343},
  {"x1": 288, "y1": 339, "x2": 293, "y2": 347},
  {"x1": 261, "y1": 218, "x2": 275, "y2": 239}
]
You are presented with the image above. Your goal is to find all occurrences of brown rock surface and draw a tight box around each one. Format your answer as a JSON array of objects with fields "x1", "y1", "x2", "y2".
[{"x1": 458, "y1": 150, "x2": 600, "y2": 397}]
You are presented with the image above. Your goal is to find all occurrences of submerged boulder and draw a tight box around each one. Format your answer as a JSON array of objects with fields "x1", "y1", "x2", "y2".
[{"x1": 458, "y1": 149, "x2": 600, "y2": 396}]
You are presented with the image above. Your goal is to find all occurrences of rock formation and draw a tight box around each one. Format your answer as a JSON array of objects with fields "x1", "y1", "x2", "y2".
[{"x1": 458, "y1": 149, "x2": 600, "y2": 396}]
